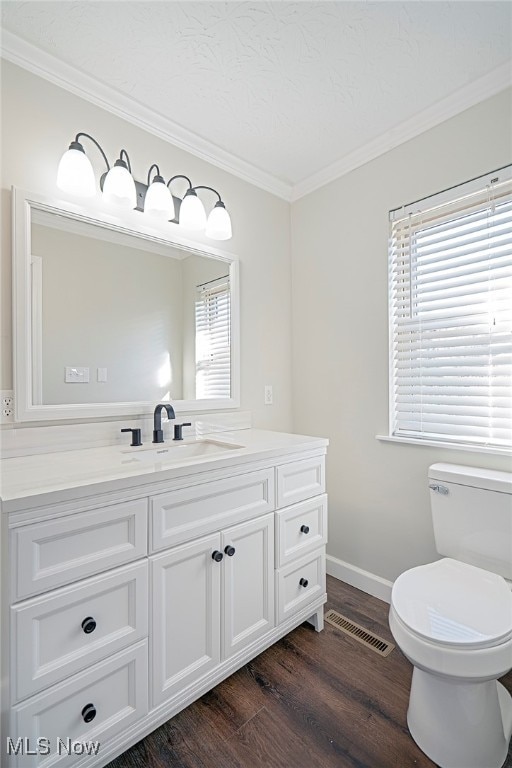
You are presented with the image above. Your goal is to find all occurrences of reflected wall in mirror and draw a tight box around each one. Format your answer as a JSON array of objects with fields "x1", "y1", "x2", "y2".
[{"x1": 13, "y1": 188, "x2": 239, "y2": 421}]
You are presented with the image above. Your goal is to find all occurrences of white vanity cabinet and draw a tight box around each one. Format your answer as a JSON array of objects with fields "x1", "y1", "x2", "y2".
[
  {"x1": 151, "y1": 513, "x2": 274, "y2": 707},
  {"x1": 1, "y1": 435, "x2": 327, "y2": 768}
]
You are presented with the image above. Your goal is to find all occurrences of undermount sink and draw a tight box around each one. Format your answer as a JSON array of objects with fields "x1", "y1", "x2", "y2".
[{"x1": 120, "y1": 438, "x2": 244, "y2": 465}]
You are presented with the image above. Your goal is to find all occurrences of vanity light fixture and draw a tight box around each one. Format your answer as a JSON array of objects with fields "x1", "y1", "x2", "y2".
[
  {"x1": 144, "y1": 164, "x2": 175, "y2": 220},
  {"x1": 102, "y1": 151, "x2": 137, "y2": 209},
  {"x1": 56, "y1": 132, "x2": 232, "y2": 240}
]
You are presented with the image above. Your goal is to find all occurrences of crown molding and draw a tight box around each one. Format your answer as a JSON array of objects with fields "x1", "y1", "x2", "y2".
[
  {"x1": 0, "y1": 30, "x2": 293, "y2": 201},
  {"x1": 2, "y1": 30, "x2": 510, "y2": 205},
  {"x1": 290, "y1": 60, "x2": 512, "y2": 202}
]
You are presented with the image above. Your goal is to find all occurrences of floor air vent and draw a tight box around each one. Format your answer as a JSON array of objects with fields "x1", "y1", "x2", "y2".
[{"x1": 324, "y1": 610, "x2": 395, "y2": 657}]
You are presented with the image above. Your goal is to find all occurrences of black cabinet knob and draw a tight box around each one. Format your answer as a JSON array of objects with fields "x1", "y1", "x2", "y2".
[
  {"x1": 81, "y1": 704, "x2": 96, "y2": 723},
  {"x1": 299, "y1": 578, "x2": 309, "y2": 588},
  {"x1": 300, "y1": 525, "x2": 310, "y2": 534},
  {"x1": 224, "y1": 545, "x2": 236, "y2": 557},
  {"x1": 81, "y1": 617, "x2": 96, "y2": 634},
  {"x1": 212, "y1": 550, "x2": 223, "y2": 562}
]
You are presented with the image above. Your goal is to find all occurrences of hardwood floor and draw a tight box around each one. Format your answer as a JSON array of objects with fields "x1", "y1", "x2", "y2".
[{"x1": 107, "y1": 575, "x2": 512, "y2": 768}]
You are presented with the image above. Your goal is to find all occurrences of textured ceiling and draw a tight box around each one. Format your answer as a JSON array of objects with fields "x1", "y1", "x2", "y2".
[{"x1": 1, "y1": 1, "x2": 511, "y2": 187}]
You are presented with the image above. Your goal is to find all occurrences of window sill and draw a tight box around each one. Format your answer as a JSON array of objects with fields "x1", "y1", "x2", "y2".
[{"x1": 375, "y1": 434, "x2": 512, "y2": 457}]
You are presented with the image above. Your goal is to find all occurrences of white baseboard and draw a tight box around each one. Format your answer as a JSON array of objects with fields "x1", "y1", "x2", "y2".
[{"x1": 326, "y1": 554, "x2": 393, "y2": 604}]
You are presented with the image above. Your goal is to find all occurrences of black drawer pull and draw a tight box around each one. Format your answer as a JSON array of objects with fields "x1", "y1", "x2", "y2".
[
  {"x1": 224, "y1": 545, "x2": 236, "y2": 557},
  {"x1": 81, "y1": 617, "x2": 97, "y2": 634},
  {"x1": 81, "y1": 703, "x2": 96, "y2": 723},
  {"x1": 300, "y1": 525, "x2": 310, "y2": 534},
  {"x1": 299, "y1": 578, "x2": 309, "y2": 588},
  {"x1": 212, "y1": 550, "x2": 223, "y2": 563}
]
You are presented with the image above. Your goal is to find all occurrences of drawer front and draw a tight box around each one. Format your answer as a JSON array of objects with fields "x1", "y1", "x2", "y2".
[
  {"x1": 10, "y1": 641, "x2": 148, "y2": 767},
  {"x1": 276, "y1": 456, "x2": 325, "y2": 509},
  {"x1": 276, "y1": 495, "x2": 327, "y2": 567},
  {"x1": 12, "y1": 561, "x2": 148, "y2": 703},
  {"x1": 150, "y1": 468, "x2": 275, "y2": 552},
  {"x1": 277, "y1": 549, "x2": 326, "y2": 624},
  {"x1": 11, "y1": 499, "x2": 148, "y2": 600}
]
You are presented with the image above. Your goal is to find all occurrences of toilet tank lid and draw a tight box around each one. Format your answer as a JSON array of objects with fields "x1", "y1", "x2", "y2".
[{"x1": 428, "y1": 463, "x2": 512, "y2": 494}]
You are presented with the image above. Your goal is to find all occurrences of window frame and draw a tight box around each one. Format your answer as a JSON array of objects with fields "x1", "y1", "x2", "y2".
[{"x1": 382, "y1": 165, "x2": 512, "y2": 456}]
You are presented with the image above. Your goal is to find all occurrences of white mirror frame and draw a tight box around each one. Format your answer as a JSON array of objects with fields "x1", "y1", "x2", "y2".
[{"x1": 12, "y1": 187, "x2": 240, "y2": 422}]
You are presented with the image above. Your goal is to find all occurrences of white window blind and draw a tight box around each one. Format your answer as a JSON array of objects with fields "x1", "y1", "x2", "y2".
[
  {"x1": 389, "y1": 169, "x2": 512, "y2": 449},
  {"x1": 195, "y1": 275, "x2": 231, "y2": 399}
]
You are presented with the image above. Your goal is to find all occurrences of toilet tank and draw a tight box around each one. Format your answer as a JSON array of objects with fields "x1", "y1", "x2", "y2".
[{"x1": 429, "y1": 463, "x2": 512, "y2": 580}]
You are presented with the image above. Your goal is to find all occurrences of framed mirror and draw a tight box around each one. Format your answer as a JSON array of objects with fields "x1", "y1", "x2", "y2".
[{"x1": 12, "y1": 187, "x2": 239, "y2": 421}]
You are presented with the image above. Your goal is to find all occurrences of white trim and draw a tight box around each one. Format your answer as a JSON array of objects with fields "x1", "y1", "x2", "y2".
[
  {"x1": 0, "y1": 30, "x2": 292, "y2": 202},
  {"x1": 291, "y1": 61, "x2": 512, "y2": 202},
  {"x1": 2, "y1": 31, "x2": 510, "y2": 204},
  {"x1": 326, "y1": 554, "x2": 392, "y2": 604},
  {"x1": 376, "y1": 434, "x2": 512, "y2": 457}
]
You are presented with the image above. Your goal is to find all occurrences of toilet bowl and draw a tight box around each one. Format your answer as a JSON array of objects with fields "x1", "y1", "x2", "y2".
[{"x1": 390, "y1": 558, "x2": 512, "y2": 768}]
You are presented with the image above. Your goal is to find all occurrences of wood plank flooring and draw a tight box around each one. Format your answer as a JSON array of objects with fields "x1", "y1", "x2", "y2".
[{"x1": 107, "y1": 575, "x2": 512, "y2": 768}]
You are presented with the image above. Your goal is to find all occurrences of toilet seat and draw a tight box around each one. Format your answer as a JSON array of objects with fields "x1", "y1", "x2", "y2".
[{"x1": 392, "y1": 558, "x2": 512, "y2": 650}]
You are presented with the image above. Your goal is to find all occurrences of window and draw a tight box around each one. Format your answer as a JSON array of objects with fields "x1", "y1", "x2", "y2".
[
  {"x1": 389, "y1": 167, "x2": 512, "y2": 450},
  {"x1": 195, "y1": 275, "x2": 231, "y2": 399}
]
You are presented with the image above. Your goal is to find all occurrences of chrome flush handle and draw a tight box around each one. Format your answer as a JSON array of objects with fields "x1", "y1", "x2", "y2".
[{"x1": 429, "y1": 483, "x2": 449, "y2": 495}]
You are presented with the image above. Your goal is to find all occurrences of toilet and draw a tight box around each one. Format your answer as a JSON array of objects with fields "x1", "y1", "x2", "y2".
[{"x1": 389, "y1": 463, "x2": 512, "y2": 768}]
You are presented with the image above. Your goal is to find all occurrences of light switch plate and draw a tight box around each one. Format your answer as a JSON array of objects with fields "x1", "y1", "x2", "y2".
[{"x1": 65, "y1": 367, "x2": 90, "y2": 383}]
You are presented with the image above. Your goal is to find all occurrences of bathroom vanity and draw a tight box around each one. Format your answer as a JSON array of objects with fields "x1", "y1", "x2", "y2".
[{"x1": 0, "y1": 429, "x2": 328, "y2": 767}]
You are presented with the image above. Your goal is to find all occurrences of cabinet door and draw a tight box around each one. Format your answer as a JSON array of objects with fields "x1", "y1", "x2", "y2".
[
  {"x1": 222, "y1": 513, "x2": 275, "y2": 659},
  {"x1": 151, "y1": 534, "x2": 221, "y2": 708}
]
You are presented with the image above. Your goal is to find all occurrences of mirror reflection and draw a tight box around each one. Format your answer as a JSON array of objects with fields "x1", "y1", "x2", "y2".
[{"x1": 30, "y1": 210, "x2": 231, "y2": 406}]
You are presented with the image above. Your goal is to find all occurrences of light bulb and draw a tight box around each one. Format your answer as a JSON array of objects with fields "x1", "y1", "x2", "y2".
[
  {"x1": 56, "y1": 142, "x2": 96, "y2": 197},
  {"x1": 144, "y1": 176, "x2": 175, "y2": 220},
  {"x1": 179, "y1": 189, "x2": 206, "y2": 231},
  {"x1": 102, "y1": 160, "x2": 136, "y2": 209},
  {"x1": 206, "y1": 201, "x2": 232, "y2": 240}
]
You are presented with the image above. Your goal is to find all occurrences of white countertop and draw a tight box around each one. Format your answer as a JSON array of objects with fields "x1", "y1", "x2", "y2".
[{"x1": 0, "y1": 428, "x2": 328, "y2": 511}]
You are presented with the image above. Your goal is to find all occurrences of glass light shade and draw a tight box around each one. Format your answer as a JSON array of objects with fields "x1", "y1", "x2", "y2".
[
  {"x1": 144, "y1": 180, "x2": 175, "y2": 220},
  {"x1": 102, "y1": 163, "x2": 137, "y2": 209},
  {"x1": 205, "y1": 202, "x2": 232, "y2": 240},
  {"x1": 179, "y1": 190, "x2": 207, "y2": 231},
  {"x1": 56, "y1": 147, "x2": 96, "y2": 197}
]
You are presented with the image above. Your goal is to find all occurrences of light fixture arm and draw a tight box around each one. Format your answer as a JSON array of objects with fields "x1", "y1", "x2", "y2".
[
  {"x1": 119, "y1": 149, "x2": 132, "y2": 173},
  {"x1": 167, "y1": 174, "x2": 192, "y2": 191},
  {"x1": 74, "y1": 132, "x2": 110, "y2": 172},
  {"x1": 147, "y1": 163, "x2": 162, "y2": 185},
  {"x1": 192, "y1": 185, "x2": 222, "y2": 203}
]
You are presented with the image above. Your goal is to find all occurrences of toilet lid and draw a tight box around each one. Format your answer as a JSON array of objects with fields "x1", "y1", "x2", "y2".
[{"x1": 392, "y1": 558, "x2": 512, "y2": 649}]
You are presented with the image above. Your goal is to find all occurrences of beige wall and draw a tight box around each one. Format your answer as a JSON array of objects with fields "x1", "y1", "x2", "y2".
[
  {"x1": 0, "y1": 61, "x2": 293, "y2": 430},
  {"x1": 291, "y1": 88, "x2": 512, "y2": 583}
]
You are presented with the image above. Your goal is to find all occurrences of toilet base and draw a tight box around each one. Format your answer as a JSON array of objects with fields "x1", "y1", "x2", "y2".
[{"x1": 407, "y1": 667, "x2": 512, "y2": 768}]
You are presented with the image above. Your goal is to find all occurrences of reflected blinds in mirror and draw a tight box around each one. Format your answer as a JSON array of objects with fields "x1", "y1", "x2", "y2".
[{"x1": 195, "y1": 275, "x2": 231, "y2": 399}]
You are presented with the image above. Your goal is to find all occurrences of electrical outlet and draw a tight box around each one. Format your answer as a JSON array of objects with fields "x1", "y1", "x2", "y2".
[
  {"x1": 0, "y1": 390, "x2": 14, "y2": 422},
  {"x1": 264, "y1": 385, "x2": 273, "y2": 405}
]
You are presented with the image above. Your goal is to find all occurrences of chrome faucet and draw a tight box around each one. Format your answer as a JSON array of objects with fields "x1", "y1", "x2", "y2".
[{"x1": 153, "y1": 403, "x2": 176, "y2": 444}]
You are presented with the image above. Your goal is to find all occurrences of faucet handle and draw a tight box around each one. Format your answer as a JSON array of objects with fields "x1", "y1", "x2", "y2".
[
  {"x1": 173, "y1": 422, "x2": 192, "y2": 441},
  {"x1": 121, "y1": 428, "x2": 142, "y2": 447}
]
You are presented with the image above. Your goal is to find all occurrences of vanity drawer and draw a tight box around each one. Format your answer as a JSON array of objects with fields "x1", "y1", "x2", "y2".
[
  {"x1": 11, "y1": 561, "x2": 148, "y2": 703},
  {"x1": 275, "y1": 495, "x2": 327, "y2": 567},
  {"x1": 11, "y1": 499, "x2": 148, "y2": 600},
  {"x1": 277, "y1": 548, "x2": 326, "y2": 624},
  {"x1": 150, "y1": 468, "x2": 275, "y2": 552},
  {"x1": 276, "y1": 456, "x2": 325, "y2": 508},
  {"x1": 10, "y1": 641, "x2": 148, "y2": 767}
]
